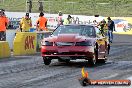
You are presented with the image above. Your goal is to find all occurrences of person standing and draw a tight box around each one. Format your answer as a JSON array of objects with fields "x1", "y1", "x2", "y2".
[
  {"x1": 19, "y1": 13, "x2": 32, "y2": 32},
  {"x1": 93, "y1": 20, "x2": 99, "y2": 27},
  {"x1": 36, "y1": 12, "x2": 48, "y2": 31},
  {"x1": 63, "y1": 15, "x2": 72, "y2": 25},
  {"x1": 0, "y1": 9, "x2": 9, "y2": 41},
  {"x1": 107, "y1": 17, "x2": 115, "y2": 43},
  {"x1": 57, "y1": 11, "x2": 63, "y2": 26}
]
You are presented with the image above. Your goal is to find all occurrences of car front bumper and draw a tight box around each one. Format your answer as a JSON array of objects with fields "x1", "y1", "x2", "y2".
[{"x1": 41, "y1": 46, "x2": 94, "y2": 59}]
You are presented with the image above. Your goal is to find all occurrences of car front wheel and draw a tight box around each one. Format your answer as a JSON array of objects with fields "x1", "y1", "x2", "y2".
[
  {"x1": 43, "y1": 57, "x2": 51, "y2": 65},
  {"x1": 88, "y1": 48, "x2": 98, "y2": 66},
  {"x1": 88, "y1": 53, "x2": 96, "y2": 66}
]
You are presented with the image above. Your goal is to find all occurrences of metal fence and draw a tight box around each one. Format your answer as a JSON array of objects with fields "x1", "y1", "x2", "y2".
[
  {"x1": 26, "y1": 0, "x2": 132, "y2": 17},
  {"x1": 0, "y1": 0, "x2": 132, "y2": 17}
]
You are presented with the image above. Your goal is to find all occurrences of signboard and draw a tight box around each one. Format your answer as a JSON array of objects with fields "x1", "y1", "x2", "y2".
[
  {"x1": 25, "y1": 36, "x2": 35, "y2": 50},
  {"x1": 5, "y1": 12, "x2": 102, "y2": 30}
]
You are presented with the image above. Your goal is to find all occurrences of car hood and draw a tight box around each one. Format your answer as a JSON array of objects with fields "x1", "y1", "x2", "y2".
[{"x1": 43, "y1": 34, "x2": 93, "y2": 42}]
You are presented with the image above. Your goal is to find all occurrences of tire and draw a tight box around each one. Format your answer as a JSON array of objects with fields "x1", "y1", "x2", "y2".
[
  {"x1": 43, "y1": 57, "x2": 51, "y2": 65},
  {"x1": 88, "y1": 53, "x2": 96, "y2": 65},
  {"x1": 108, "y1": 44, "x2": 110, "y2": 54},
  {"x1": 88, "y1": 48, "x2": 98, "y2": 66}
]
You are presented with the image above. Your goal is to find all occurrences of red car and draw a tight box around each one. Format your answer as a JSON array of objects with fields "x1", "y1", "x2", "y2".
[{"x1": 41, "y1": 24, "x2": 110, "y2": 65}]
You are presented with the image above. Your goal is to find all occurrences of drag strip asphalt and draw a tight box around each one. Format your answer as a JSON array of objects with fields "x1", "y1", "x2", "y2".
[{"x1": 0, "y1": 34, "x2": 132, "y2": 88}]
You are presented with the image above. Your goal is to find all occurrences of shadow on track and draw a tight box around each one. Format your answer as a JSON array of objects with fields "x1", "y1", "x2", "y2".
[{"x1": 50, "y1": 60, "x2": 113, "y2": 68}]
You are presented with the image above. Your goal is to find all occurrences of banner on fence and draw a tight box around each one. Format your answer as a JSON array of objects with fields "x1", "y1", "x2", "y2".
[{"x1": 5, "y1": 12, "x2": 132, "y2": 32}]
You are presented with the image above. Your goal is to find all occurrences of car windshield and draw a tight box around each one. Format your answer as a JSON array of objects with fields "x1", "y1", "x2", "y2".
[{"x1": 52, "y1": 25, "x2": 95, "y2": 37}]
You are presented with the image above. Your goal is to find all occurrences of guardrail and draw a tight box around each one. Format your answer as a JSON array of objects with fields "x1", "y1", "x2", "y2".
[{"x1": 13, "y1": 31, "x2": 52, "y2": 55}]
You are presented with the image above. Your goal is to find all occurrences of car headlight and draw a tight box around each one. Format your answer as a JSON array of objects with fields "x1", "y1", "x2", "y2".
[
  {"x1": 41, "y1": 41, "x2": 53, "y2": 46},
  {"x1": 75, "y1": 41, "x2": 92, "y2": 46}
]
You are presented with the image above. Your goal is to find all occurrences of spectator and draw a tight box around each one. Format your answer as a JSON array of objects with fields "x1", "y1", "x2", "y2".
[
  {"x1": 63, "y1": 15, "x2": 72, "y2": 25},
  {"x1": 0, "y1": 9, "x2": 9, "y2": 41},
  {"x1": 93, "y1": 20, "x2": 98, "y2": 27},
  {"x1": 57, "y1": 11, "x2": 63, "y2": 26},
  {"x1": 19, "y1": 13, "x2": 32, "y2": 32},
  {"x1": 107, "y1": 17, "x2": 115, "y2": 43},
  {"x1": 36, "y1": 12, "x2": 48, "y2": 31}
]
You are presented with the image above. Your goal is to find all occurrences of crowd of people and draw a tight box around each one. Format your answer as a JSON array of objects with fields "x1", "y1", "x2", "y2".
[
  {"x1": 0, "y1": 10, "x2": 49, "y2": 41},
  {"x1": 19, "y1": 12, "x2": 48, "y2": 32},
  {"x1": 0, "y1": 9, "x2": 115, "y2": 43},
  {"x1": 93, "y1": 17, "x2": 115, "y2": 43}
]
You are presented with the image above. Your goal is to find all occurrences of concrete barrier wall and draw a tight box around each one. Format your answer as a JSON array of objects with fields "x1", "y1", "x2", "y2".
[
  {"x1": 0, "y1": 41, "x2": 11, "y2": 58},
  {"x1": 13, "y1": 32, "x2": 37, "y2": 56}
]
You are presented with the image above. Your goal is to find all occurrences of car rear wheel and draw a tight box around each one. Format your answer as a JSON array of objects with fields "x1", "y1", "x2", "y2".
[{"x1": 43, "y1": 57, "x2": 51, "y2": 65}]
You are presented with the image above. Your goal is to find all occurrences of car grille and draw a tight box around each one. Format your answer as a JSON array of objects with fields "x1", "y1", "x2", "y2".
[{"x1": 55, "y1": 42, "x2": 74, "y2": 46}]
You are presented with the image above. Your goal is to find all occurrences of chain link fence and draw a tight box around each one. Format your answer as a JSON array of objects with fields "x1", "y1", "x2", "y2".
[{"x1": 0, "y1": 0, "x2": 132, "y2": 17}]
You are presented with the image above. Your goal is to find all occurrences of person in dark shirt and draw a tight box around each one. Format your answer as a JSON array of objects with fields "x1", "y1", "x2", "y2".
[{"x1": 107, "y1": 17, "x2": 115, "y2": 43}]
